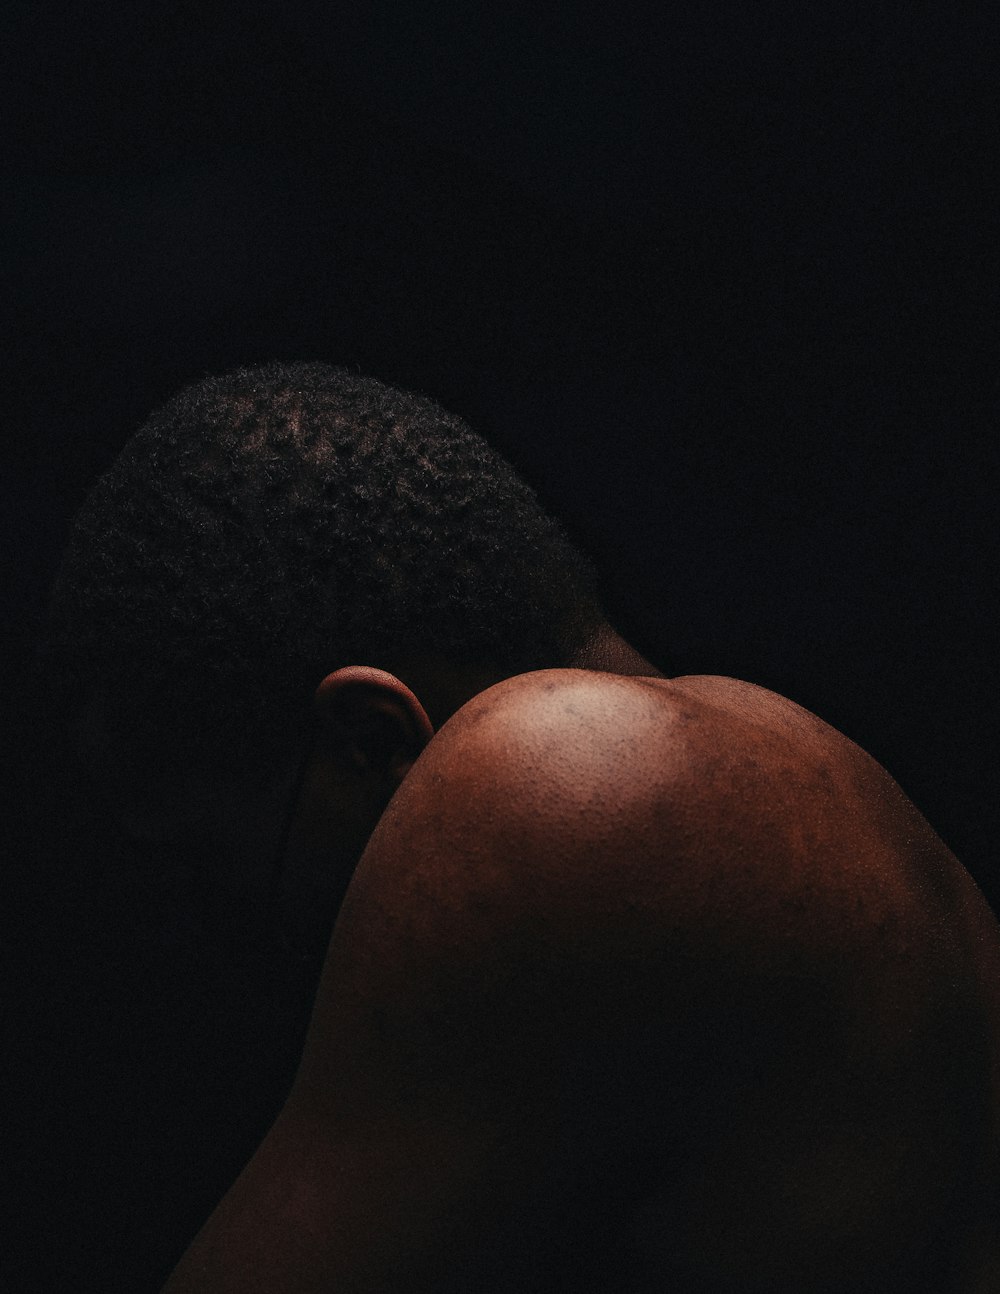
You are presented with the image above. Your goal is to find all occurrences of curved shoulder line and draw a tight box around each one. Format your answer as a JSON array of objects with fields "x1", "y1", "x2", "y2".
[
  {"x1": 431, "y1": 669, "x2": 858, "y2": 795},
  {"x1": 670, "y1": 673, "x2": 842, "y2": 731},
  {"x1": 446, "y1": 670, "x2": 842, "y2": 740},
  {"x1": 376, "y1": 668, "x2": 696, "y2": 888},
  {"x1": 419, "y1": 669, "x2": 857, "y2": 811},
  {"x1": 391, "y1": 668, "x2": 856, "y2": 912},
  {"x1": 400, "y1": 669, "x2": 916, "y2": 924},
  {"x1": 439, "y1": 667, "x2": 680, "y2": 738},
  {"x1": 424, "y1": 667, "x2": 693, "y2": 791},
  {"x1": 346, "y1": 666, "x2": 929, "y2": 1046}
]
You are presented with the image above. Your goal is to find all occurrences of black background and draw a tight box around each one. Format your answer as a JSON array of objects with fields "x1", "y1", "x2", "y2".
[{"x1": 5, "y1": 3, "x2": 998, "y2": 1290}]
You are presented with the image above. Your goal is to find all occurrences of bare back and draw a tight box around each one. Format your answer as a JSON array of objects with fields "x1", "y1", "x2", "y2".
[
  {"x1": 161, "y1": 671, "x2": 1000, "y2": 1293},
  {"x1": 617, "y1": 675, "x2": 1000, "y2": 1291}
]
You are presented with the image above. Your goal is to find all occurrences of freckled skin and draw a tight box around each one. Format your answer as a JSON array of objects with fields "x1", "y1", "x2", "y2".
[{"x1": 159, "y1": 640, "x2": 1000, "y2": 1293}]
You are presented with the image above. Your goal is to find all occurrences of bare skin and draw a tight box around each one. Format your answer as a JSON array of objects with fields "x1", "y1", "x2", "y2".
[{"x1": 147, "y1": 627, "x2": 1000, "y2": 1292}]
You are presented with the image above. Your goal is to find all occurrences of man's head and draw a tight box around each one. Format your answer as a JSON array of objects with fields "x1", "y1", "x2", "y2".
[{"x1": 43, "y1": 363, "x2": 607, "y2": 906}]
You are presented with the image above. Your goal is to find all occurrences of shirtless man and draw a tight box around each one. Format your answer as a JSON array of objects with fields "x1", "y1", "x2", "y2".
[{"x1": 48, "y1": 364, "x2": 1000, "y2": 1290}]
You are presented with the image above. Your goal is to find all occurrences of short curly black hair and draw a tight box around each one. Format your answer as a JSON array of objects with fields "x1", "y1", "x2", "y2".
[{"x1": 43, "y1": 362, "x2": 606, "y2": 792}]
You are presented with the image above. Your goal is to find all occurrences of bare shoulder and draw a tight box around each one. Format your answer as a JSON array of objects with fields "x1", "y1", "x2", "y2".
[
  {"x1": 394, "y1": 667, "x2": 999, "y2": 983},
  {"x1": 430, "y1": 667, "x2": 954, "y2": 866},
  {"x1": 433, "y1": 667, "x2": 872, "y2": 782},
  {"x1": 288, "y1": 669, "x2": 1000, "y2": 1290},
  {"x1": 167, "y1": 670, "x2": 1000, "y2": 1294},
  {"x1": 416, "y1": 667, "x2": 907, "y2": 874},
  {"x1": 355, "y1": 671, "x2": 909, "y2": 976}
]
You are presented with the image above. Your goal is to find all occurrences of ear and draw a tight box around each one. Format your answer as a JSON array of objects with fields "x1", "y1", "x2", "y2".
[{"x1": 313, "y1": 666, "x2": 435, "y2": 785}]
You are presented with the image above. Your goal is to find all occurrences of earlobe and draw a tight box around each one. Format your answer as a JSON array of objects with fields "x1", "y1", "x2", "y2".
[{"x1": 314, "y1": 666, "x2": 435, "y2": 783}]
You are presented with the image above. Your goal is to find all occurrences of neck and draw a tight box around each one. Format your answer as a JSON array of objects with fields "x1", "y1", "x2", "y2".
[
  {"x1": 568, "y1": 623, "x2": 666, "y2": 678},
  {"x1": 382, "y1": 624, "x2": 665, "y2": 733}
]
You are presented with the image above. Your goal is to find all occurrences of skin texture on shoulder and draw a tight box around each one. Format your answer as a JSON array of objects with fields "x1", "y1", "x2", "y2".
[{"x1": 161, "y1": 669, "x2": 1000, "y2": 1292}]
